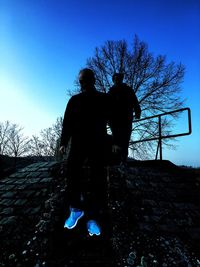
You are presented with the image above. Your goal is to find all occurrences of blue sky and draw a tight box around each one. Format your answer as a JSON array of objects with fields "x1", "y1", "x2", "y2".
[{"x1": 0, "y1": 0, "x2": 200, "y2": 166}]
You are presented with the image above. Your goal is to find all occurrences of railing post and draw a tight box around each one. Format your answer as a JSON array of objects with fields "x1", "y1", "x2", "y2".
[
  {"x1": 158, "y1": 116, "x2": 162, "y2": 160},
  {"x1": 188, "y1": 108, "x2": 192, "y2": 134},
  {"x1": 131, "y1": 107, "x2": 192, "y2": 161}
]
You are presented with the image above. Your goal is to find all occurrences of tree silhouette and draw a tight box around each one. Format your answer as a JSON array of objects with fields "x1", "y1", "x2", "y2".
[
  {"x1": 0, "y1": 118, "x2": 63, "y2": 159},
  {"x1": 29, "y1": 117, "x2": 63, "y2": 157},
  {"x1": 0, "y1": 121, "x2": 30, "y2": 157},
  {"x1": 0, "y1": 121, "x2": 11, "y2": 155},
  {"x1": 85, "y1": 36, "x2": 185, "y2": 159}
]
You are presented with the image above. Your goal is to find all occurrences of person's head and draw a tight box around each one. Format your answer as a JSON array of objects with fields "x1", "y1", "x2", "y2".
[
  {"x1": 79, "y1": 68, "x2": 95, "y2": 92},
  {"x1": 112, "y1": 73, "x2": 124, "y2": 86}
]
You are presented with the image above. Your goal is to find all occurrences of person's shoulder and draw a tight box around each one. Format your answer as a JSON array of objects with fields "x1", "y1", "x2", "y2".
[
  {"x1": 67, "y1": 92, "x2": 82, "y2": 105},
  {"x1": 96, "y1": 91, "x2": 108, "y2": 101},
  {"x1": 95, "y1": 91, "x2": 109, "y2": 103},
  {"x1": 71, "y1": 92, "x2": 82, "y2": 100},
  {"x1": 123, "y1": 83, "x2": 135, "y2": 93},
  {"x1": 122, "y1": 83, "x2": 131, "y2": 89}
]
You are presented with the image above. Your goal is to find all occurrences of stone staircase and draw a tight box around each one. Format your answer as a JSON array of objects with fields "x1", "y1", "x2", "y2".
[
  {"x1": 0, "y1": 160, "x2": 200, "y2": 266},
  {"x1": 109, "y1": 163, "x2": 200, "y2": 266},
  {"x1": 0, "y1": 162, "x2": 58, "y2": 266}
]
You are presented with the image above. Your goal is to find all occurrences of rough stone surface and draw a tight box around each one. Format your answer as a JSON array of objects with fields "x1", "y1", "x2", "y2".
[
  {"x1": 0, "y1": 161, "x2": 58, "y2": 267},
  {"x1": 0, "y1": 160, "x2": 200, "y2": 266},
  {"x1": 109, "y1": 163, "x2": 200, "y2": 267}
]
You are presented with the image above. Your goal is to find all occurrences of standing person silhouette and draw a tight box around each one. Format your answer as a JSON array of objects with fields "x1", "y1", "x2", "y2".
[
  {"x1": 108, "y1": 73, "x2": 141, "y2": 164},
  {"x1": 60, "y1": 68, "x2": 109, "y2": 236}
]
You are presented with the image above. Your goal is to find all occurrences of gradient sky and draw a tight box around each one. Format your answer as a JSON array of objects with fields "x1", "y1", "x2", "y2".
[{"x1": 0, "y1": 0, "x2": 200, "y2": 166}]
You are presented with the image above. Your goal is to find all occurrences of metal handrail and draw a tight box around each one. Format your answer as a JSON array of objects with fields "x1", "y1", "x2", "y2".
[{"x1": 130, "y1": 107, "x2": 192, "y2": 160}]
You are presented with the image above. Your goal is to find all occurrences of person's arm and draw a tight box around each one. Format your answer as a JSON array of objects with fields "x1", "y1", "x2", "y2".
[{"x1": 60, "y1": 97, "x2": 74, "y2": 153}]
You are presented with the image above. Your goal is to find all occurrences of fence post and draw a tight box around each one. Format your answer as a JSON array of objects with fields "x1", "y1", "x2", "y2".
[
  {"x1": 131, "y1": 107, "x2": 192, "y2": 161},
  {"x1": 158, "y1": 116, "x2": 162, "y2": 160}
]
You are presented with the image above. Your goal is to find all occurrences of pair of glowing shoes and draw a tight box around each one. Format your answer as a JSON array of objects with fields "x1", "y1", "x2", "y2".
[{"x1": 64, "y1": 207, "x2": 101, "y2": 236}]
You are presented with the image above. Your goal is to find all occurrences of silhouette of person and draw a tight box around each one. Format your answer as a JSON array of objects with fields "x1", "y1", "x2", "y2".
[
  {"x1": 60, "y1": 68, "x2": 109, "y2": 236},
  {"x1": 108, "y1": 73, "x2": 141, "y2": 164}
]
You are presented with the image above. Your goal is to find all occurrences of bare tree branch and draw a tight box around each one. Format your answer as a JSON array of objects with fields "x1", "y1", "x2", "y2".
[
  {"x1": 86, "y1": 36, "x2": 185, "y2": 159},
  {"x1": 1, "y1": 123, "x2": 31, "y2": 157},
  {"x1": 29, "y1": 117, "x2": 63, "y2": 157}
]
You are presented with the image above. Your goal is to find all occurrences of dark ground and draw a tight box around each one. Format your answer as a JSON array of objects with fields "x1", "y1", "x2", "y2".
[
  {"x1": 0, "y1": 155, "x2": 54, "y2": 179},
  {"x1": 0, "y1": 158, "x2": 200, "y2": 266}
]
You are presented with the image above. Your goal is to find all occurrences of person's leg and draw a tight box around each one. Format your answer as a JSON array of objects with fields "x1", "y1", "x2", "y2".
[
  {"x1": 64, "y1": 150, "x2": 85, "y2": 229},
  {"x1": 87, "y1": 165, "x2": 107, "y2": 217},
  {"x1": 120, "y1": 139, "x2": 129, "y2": 163},
  {"x1": 84, "y1": 159, "x2": 108, "y2": 235},
  {"x1": 66, "y1": 154, "x2": 83, "y2": 209},
  {"x1": 119, "y1": 124, "x2": 132, "y2": 163}
]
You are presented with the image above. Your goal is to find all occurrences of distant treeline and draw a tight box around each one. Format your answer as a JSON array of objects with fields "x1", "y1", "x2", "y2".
[{"x1": 0, "y1": 118, "x2": 62, "y2": 158}]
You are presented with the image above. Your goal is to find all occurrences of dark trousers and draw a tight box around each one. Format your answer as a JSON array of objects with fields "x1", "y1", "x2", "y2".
[
  {"x1": 119, "y1": 128, "x2": 132, "y2": 162},
  {"x1": 111, "y1": 122, "x2": 132, "y2": 163},
  {"x1": 66, "y1": 144, "x2": 107, "y2": 221}
]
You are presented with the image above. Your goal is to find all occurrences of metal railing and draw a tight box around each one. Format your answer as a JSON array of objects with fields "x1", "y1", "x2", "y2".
[{"x1": 131, "y1": 107, "x2": 192, "y2": 160}]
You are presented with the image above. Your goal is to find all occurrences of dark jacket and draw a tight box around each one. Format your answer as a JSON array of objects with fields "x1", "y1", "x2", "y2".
[
  {"x1": 108, "y1": 83, "x2": 141, "y2": 124},
  {"x1": 60, "y1": 89, "x2": 109, "y2": 155},
  {"x1": 108, "y1": 83, "x2": 141, "y2": 146}
]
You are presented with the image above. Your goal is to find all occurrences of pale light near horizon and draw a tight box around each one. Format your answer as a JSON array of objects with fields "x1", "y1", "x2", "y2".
[{"x1": 0, "y1": 76, "x2": 56, "y2": 137}]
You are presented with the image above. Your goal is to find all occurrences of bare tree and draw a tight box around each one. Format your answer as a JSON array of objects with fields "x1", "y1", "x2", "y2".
[
  {"x1": 28, "y1": 135, "x2": 44, "y2": 157},
  {"x1": 85, "y1": 36, "x2": 185, "y2": 159},
  {"x1": 0, "y1": 121, "x2": 11, "y2": 155},
  {"x1": 1, "y1": 119, "x2": 64, "y2": 159},
  {"x1": 1, "y1": 122, "x2": 30, "y2": 157},
  {"x1": 29, "y1": 117, "x2": 63, "y2": 157},
  {"x1": 87, "y1": 36, "x2": 184, "y2": 112}
]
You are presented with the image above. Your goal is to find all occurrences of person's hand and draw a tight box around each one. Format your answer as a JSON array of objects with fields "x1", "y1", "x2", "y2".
[
  {"x1": 135, "y1": 111, "x2": 141, "y2": 120},
  {"x1": 59, "y1": 146, "x2": 66, "y2": 154},
  {"x1": 135, "y1": 114, "x2": 140, "y2": 119},
  {"x1": 112, "y1": 144, "x2": 121, "y2": 154}
]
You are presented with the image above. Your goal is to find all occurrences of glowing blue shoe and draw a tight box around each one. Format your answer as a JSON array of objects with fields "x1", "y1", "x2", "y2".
[
  {"x1": 64, "y1": 207, "x2": 84, "y2": 229},
  {"x1": 87, "y1": 220, "x2": 101, "y2": 236}
]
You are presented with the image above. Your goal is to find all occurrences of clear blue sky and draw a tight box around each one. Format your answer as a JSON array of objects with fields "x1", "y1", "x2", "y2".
[{"x1": 0, "y1": 0, "x2": 200, "y2": 166}]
